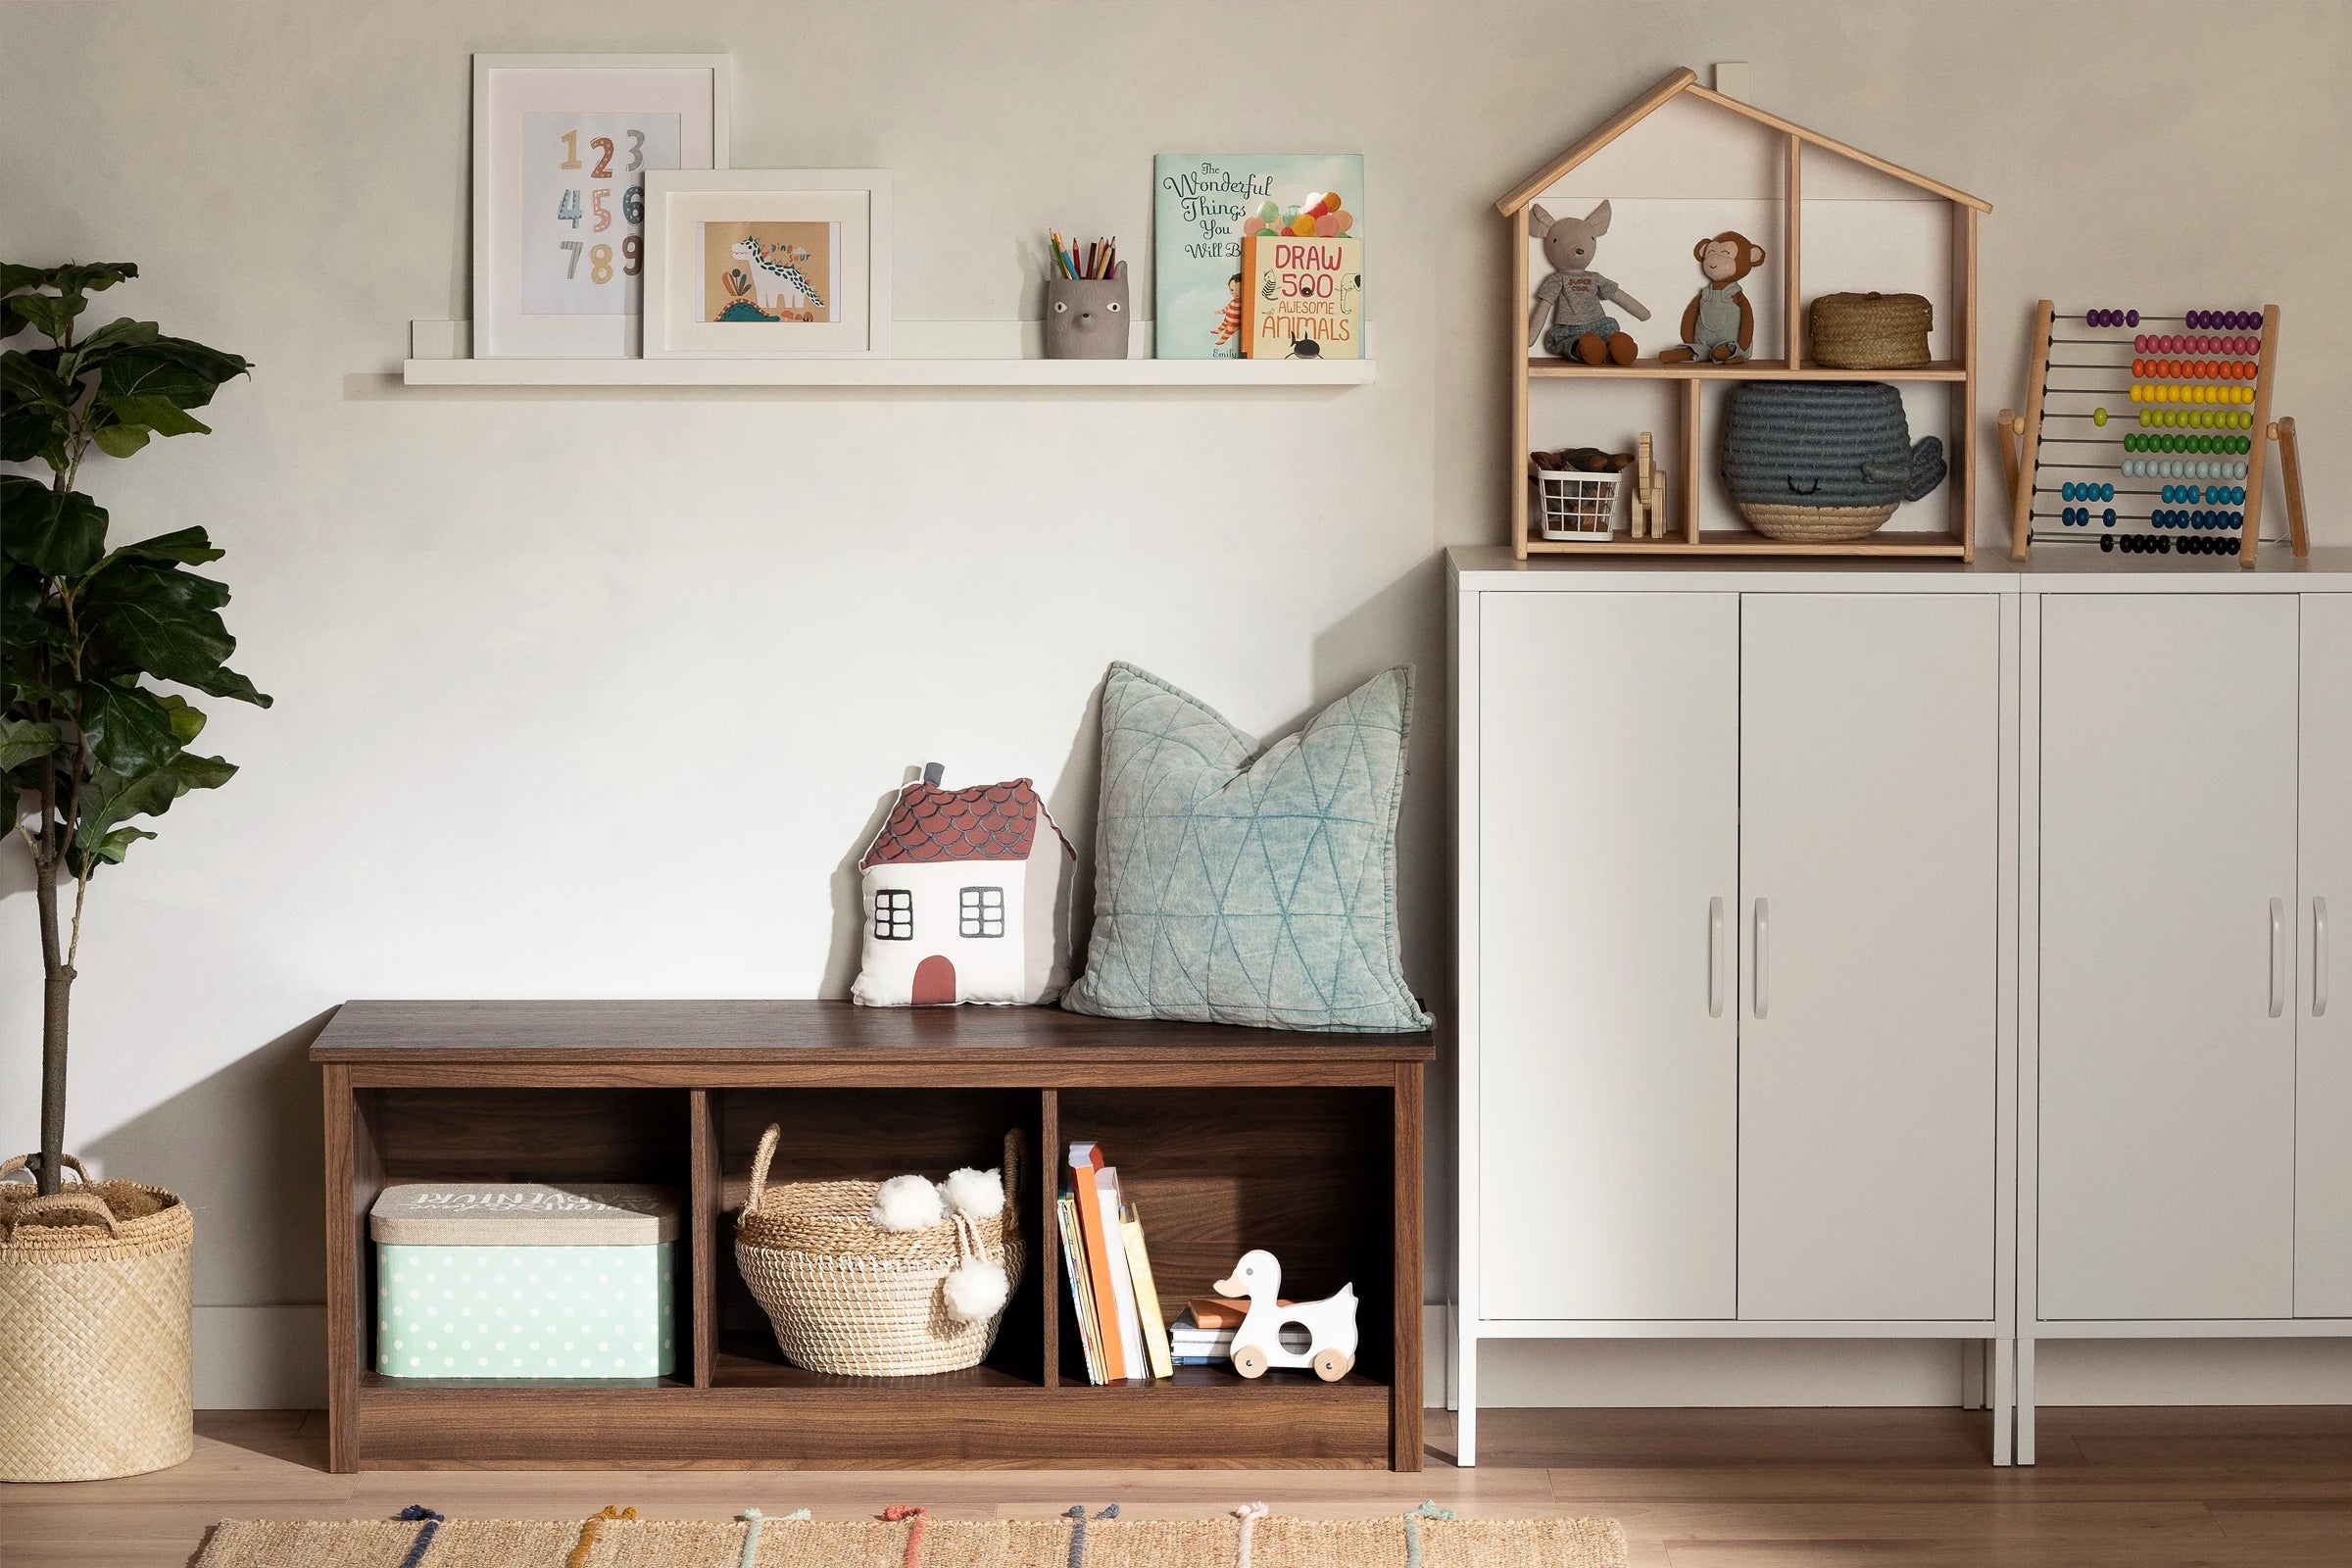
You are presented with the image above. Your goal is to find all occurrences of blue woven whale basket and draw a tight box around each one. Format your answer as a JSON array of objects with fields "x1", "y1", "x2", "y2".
[{"x1": 1721, "y1": 381, "x2": 1945, "y2": 541}]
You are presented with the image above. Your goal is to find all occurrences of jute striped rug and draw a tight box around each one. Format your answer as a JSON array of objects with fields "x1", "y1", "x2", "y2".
[{"x1": 194, "y1": 1500, "x2": 1629, "y2": 1568}]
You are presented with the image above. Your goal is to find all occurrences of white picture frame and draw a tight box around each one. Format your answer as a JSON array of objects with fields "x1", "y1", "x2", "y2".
[
  {"x1": 471, "y1": 53, "x2": 730, "y2": 359},
  {"x1": 642, "y1": 170, "x2": 893, "y2": 359}
]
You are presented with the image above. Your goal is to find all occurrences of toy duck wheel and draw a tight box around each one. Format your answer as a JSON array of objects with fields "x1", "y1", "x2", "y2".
[{"x1": 1231, "y1": 1344, "x2": 1269, "y2": 1379}]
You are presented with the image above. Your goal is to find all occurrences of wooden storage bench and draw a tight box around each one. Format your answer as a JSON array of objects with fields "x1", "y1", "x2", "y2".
[{"x1": 315, "y1": 1001, "x2": 1433, "y2": 1471}]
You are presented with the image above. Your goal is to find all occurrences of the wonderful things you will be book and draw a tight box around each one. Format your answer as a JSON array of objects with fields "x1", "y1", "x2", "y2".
[{"x1": 1152, "y1": 154, "x2": 1363, "y2": 360}]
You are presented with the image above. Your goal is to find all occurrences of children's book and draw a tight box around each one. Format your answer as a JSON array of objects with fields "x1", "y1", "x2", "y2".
[
  {"x1": 1118, "y1": 1204, "x2": 1174, "y2": 1380},
  {"x1": 1240, "y1": 234, "x2": 1362, "y2": 361},
  {"x1": 1182, "y1": 1295, "x2": 1288, "y2": 1329},
  {"x1": 1056, "y1": 1192, "x2": 1103, "y2": 1384},
  {"x1": 1068, "y1": 1142, "x2": 1150, "y2": 1381},
  {"x1": 1090, "y1": 1168, "x2": 1149, "y2": 1378},
  {"x1": 1152, "y1": 154, "x2": 1363, "y2": 359}
]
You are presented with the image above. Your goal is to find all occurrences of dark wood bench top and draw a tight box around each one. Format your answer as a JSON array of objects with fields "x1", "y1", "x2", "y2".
[{"x1": 310, "y1": 999, "x2": 1436, "y2": 1066}]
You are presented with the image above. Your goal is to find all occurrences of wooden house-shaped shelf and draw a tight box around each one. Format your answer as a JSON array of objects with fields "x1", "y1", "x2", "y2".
[{"x1": 1499, "y1": 68, "x2": 1990, "y2": 559}]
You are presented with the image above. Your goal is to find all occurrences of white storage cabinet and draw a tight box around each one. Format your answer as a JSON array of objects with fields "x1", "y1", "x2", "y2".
[
  {"x1": 1451, "y1": 554, "x2": 2019, "y2": 1466},
  {"x1": 2020, "y1": 580, "x2": 2352, "y2": 1461}
]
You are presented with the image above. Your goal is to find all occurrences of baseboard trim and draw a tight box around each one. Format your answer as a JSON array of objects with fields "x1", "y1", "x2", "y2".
[{"x1": 1438, "y1": 1305, "x2": 2352, "y2": 1408}]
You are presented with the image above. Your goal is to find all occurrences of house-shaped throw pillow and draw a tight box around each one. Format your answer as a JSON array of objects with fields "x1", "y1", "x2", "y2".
[{"x1": 852, "y1": 766, "x2": 1076, "y2": 1007}]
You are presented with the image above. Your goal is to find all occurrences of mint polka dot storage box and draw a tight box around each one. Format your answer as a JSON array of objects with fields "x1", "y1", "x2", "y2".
[{"x1": 369, "y1": 1183, "x2": 678, "y2": 1380}]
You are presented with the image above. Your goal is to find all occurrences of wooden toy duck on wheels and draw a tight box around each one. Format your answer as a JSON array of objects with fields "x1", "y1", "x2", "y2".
[{"x1": 1212, "y1": 1249, "x2": 1359, "y2": 1382}]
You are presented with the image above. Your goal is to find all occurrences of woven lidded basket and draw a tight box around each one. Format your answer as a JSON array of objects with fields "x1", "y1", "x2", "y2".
[
  {"x1": 1809, "y1": 291, "x2": 1934, "y2": 369},
  {"x1": 0, "y1": 1153, "x2": 194, "y2": 1481},
  {"x1": 735, "y1": 1126, "x2": 1024, "y2": 1377}
]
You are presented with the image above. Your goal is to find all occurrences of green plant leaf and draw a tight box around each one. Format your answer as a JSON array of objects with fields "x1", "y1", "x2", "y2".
[
  {"x1": 0, "y1": 346, "x2": 71, "y2": 410},
  {"x1": 102, "y1": 391, "x2": 210, "y2": 437},
  {"x1": 79, "y1": 558, "x2": 271, "y2": 707},
  {"x1": 69, "y1": 823, "x2": 157, "y2": 873},
  {"x1": 71, "y1": 318, "x2": 159, "y2": 359},
  {"x1": 6, "y1": 292, "x2": 78, "y2": 339},
  {"x1": 157, "y1": 691, "x2": 206, "y2": 745},
  {"x1": 0, "y1": 348, "x2": 73, "y2": 464},
  {"x1": 91, "y1": 335, "x2": 249, "y2": 414},
  {"x1": 0, "y1": 557, "x2": 42, "y2": 625},
  {"x1": 0, "y1": 715, "x2": 62, "y2": 771},
  {"x1": 79, "y1": 681, "x2": 185, "y2": 773},
  {"x1": 0, "y1": 478, "x2": 108, "y2": 575},
  {"x1": 3, "y1": 262, "x2": 135, "y2": 295},
  {"x1": 74, "y1": 751, "x2": 235, "y2": 855},
  {"x1": 101, "y1": 526, "x2": 224, "y2": 568}
]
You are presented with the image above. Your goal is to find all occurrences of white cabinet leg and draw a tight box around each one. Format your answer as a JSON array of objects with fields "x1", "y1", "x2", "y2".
[
  {"x1": 1991, "y1": 1336, "x2": 2015, "y2": 1466},
  {"x1": 1457, "y1": 1334, "x2": 1478, "y2": 1467},
  {"x1": 2015, "y1": 1334, "x2": 2036, "y2": 1465}
]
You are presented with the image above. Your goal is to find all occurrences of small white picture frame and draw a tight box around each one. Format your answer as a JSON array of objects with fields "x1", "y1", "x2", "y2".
[
  {"x1": 471, "y1": 53, "x2": 731, "y2": 359},
  {"x1": 642, "y1": 170, "x2": 893, "y2": 359}
]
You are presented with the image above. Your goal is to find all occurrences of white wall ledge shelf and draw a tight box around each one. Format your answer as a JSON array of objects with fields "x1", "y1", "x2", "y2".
[{"x1": 400, "y1": 356, "x2": 1374, "y2": 388}]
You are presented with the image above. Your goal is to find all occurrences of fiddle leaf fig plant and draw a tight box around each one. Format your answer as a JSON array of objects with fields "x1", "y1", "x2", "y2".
[{"x1": 2, "y1": 262, "x2": 267, "y2": 1197}]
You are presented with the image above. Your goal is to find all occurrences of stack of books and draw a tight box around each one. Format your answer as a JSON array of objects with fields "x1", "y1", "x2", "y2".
[
  {"x1": 1168, "y1": 1296, "x2": 1277, "y2": 1365},
  {"x1": 1056, "y1": 1141, "x2": 1174, "y2": 1383}
]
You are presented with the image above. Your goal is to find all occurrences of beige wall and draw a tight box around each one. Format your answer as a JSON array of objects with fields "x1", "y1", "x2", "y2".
[{"x1": 4, "y1": 0, "x2": 2348, "y2": 1408}]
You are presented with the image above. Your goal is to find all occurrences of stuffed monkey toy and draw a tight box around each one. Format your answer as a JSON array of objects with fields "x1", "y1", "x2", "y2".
[{"x1": 1660, "y1": 231, "x2": 1766, "y2": 364}]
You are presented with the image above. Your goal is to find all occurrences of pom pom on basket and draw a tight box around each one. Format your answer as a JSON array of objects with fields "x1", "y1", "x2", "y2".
[
  {"x1": 735, "y1": 1125, "x2": 1025, "y2": 1376},
  {"x1": 940, "y1": 1166, "x2": 1006, "y2": 1222},
  {"x1": 869, "y1": 1175, "x2": 945, "y2": 1233}
]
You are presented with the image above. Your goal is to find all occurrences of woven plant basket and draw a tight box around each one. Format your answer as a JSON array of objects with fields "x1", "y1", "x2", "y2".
[
  {"x1": 735, "y1": 1126, "x2": 1024, "y2": 1377},
  {"x1": 0, "y1": 1153, "x2": 194, "y2": 1482},
  {"x1": 1809, "y1": 291, "x2": 1934, "y2": 369}
]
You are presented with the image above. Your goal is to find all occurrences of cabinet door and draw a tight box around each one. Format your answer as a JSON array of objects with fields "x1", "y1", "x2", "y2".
[
  {"x1": 2039, "y1": 594, "x2": 2299, "y2": 1320},
  {"x1": 2299, "y1": 595, "x2": 2352, "y2": 1316},
  {"x1": 1477, "y1": 592, "x2": 1739, "y2": 1319},
  {"x1": 1737, "y1": 594, "x2": 2001, "y2": 1321}
]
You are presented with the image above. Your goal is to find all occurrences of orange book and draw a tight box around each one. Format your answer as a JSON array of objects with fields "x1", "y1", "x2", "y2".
[
  {"x1": 1183, "y1": 1295, "x2": 1293, "y2": 1330},
  {"x1": 1066, "y1": 1142, "x2": 1129, "y2": 1381}
]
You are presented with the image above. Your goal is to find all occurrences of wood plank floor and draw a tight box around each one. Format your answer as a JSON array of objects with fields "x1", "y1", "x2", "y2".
[{"x1": 6, "y1": 1406, "x2": 2352, "y2": 1566}]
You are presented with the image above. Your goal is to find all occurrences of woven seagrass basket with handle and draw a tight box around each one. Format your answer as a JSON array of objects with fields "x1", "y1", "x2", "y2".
[
  {"x1": 734, "y1": 1125, "x2": 1024, "y2": 1377},
  {"x1": 0, "y1": 1152, "x2": 194, "y2": 1481}
]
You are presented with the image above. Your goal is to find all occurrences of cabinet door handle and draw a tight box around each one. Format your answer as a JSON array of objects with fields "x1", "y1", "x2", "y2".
[
  {"x1": 1708, "y1": 897, "x2": 1726, "y2": 1019},
  {"x1": 2271, "y1": 898, "x2": 2287, "y2": 1019},
  {"x1": 1753, "y1": 898, "x2": 1771, "y2": 1019},
  {"x1": 2318, "y1": 897, "x2": 2331, "y2": 1018}
]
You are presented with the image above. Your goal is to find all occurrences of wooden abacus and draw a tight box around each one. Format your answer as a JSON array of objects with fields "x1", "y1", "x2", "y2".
[{"x1": 2001, "y1": 301, "x2": 2307, "y2": 565}]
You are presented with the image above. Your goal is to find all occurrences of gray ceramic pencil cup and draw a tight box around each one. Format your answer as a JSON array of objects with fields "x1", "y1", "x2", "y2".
[{"x1": 1044, "y1": 262, "x2": 1130, "y2": 360}]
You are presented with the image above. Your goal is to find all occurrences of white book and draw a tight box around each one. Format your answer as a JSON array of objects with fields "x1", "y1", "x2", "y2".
[{"x1": 1092, "y1": 1168, "x2": 1149, "y2": 1378}]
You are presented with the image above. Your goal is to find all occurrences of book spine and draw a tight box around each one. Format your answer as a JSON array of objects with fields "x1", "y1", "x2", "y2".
[
  {"x1": 1068, "y1": 1156, "x2": 1129, "y2": 1381},
  {"x1": 1118, "y1": 1205, "x2": 1174, "y2": 1380},
  {"x1": 1056, "y1": 1193, "x2": 1103, "y2": 1385},
  {"x1": 1092, "y1": 1173, "x2": 1148, "y2": 1378},
  {"x1": 1239, "y1": 233, "x2": 1262, "y2": 359}
]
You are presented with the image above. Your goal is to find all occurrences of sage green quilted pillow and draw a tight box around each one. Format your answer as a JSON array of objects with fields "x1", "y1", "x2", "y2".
[{"x1": 1063, "y1": 662, "x2": 1430, "y2": 1033}]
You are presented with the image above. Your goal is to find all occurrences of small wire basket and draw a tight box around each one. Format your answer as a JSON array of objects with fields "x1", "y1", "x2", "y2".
[{"x1": 1533, "y1": 467, "x2": 1627, "y2": 542}]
